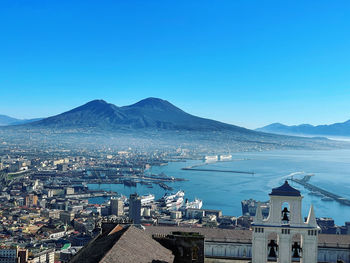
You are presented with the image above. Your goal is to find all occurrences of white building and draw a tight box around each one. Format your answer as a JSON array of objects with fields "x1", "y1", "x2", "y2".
[
  {"x1": 110, "y1": 197, "x2": 124, "y2": 216},
  {"x1": 28, "y1": 248, "x2": 55, "y2": 263},
  {"x1": 252, "y1": 180, "x2": 319, "y2": 263},
  {"x1": 146, "y1": 225, "x2": 350, "y2": 262}
]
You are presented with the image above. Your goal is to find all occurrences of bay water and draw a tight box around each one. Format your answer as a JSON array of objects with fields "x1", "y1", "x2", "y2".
[{"x1": 89, "y1": 149, "x2": 350, "y2": 225}]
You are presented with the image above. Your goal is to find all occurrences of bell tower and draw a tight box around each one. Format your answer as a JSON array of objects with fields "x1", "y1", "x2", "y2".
[{"x1": 252, "y1": 181, "x2": 319, "y2": 263}]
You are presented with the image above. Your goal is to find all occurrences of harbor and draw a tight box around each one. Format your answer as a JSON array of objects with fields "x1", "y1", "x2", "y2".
[{"x1": 88, "y1": 150, "x2": 350, "y2": 225}]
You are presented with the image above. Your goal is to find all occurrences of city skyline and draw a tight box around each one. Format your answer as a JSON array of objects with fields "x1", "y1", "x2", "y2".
[{"x1": 1, "y1": 1, "x2": 350, "y2": 129}]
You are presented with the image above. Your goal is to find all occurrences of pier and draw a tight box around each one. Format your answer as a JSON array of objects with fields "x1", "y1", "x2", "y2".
[
  {"x1": 66, "y1": 191, "x2": 117, "y2": 199},
  {"x1": 289, "y1": 176, "x2": 350, "y2": 206},
  {"x1": 182, "y1": 167, "x2": 254, "y2": 175},
  {"x1": 181, "y1": 162, "x2": 254, "y2": 175}
]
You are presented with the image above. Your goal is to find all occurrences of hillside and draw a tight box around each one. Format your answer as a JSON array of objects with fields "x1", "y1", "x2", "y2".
[{"x1": 257, "y1": 120, "x2": 350, "y2": 137}]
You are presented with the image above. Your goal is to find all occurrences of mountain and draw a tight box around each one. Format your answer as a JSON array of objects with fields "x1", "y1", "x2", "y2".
[
  {"x1": 0, "y1": 114, "x2": 42, "y2": 126},
  {"x1": 257, "y1": 120, "x2": 350, "y2": 137},
  {"x1": 0, "y1": 115, "x2": 19, "y2": 126},
  {"x1": 28, "y1": 98, "x2": 253, "y2": 132},
  {"x1": 3, "y1": 98, "x2": 348, "y2": 151}
]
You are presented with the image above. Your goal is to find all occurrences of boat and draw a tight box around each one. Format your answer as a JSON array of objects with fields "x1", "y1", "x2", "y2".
[
  {"x1": 183, "y1": 198, "x2": 203, "y2": 209},
  {"x1": 158, "y1": 183, "x2": 173, "y2": 191},
  {"x1": 166, "y1": 196, "x2": 184, "y2": 208},
  {"x1": 219, "y1": 154, "x2": 232, "y2": 161},
  {"x1": 321, "y1": 196, "x2": 333, "y2": 201},
  {"x1": 141, "y1": 194, "x2": 155, "y2": 205},
  {"x1": 204, "y1": 155, "x2": 218, "y2": 162},
  {"x1": 161, "y1": 190, "x2": 185, "y2": 205}
]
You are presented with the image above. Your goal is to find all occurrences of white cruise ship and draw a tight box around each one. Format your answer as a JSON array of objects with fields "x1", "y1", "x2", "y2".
[
  {"x1": 219, "y1": 154, "x2": 232, "y2": 161},
  {"x1": 204, "y1": 155, "x2": 218, "y2": 162},
  {"x1": 141, "y1": 194, "x2": 155, "y2": 205},
  {"x1": 162, "y1": 190, "x2": 185, "y2": 204},
  {"x1": 183, "y1": 198, "x2": 203, "y2": 209},
  {"x1": 166, "y1": 196, "x2": 184, "y2": 208}
]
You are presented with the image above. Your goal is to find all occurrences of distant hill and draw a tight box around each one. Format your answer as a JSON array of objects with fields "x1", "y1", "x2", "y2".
[
  {"x1": 28, "y1": 98, "x2": 254, "y2": 133},
  {"x1": 256, "y1": 120, "x2": 350, "y2": 137},
  {"x1": 0, "y1": 114, "x2": 42, "y2": 126},
  {"x1": 2, "y1": 98, "x2": 348, "y2": 152},
  {"x1": 0, "y1": 115, "x2": 19, "y2": 126}
]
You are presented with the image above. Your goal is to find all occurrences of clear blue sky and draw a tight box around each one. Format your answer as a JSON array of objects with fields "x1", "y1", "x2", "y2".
[{"x1": 1, "y1": 0, "x2": 349, "y2": 129}]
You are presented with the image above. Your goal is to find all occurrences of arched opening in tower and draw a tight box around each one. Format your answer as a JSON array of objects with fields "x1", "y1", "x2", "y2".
[
  {"x1": 281, "y1": 201, "x2": 290, "y2": 225},
  {"x1": 267, "y1": 232, "x2": 278, "y2": 261},
  {"x1": 292, "y1": 233, "x2": 302, "y2": 261}
]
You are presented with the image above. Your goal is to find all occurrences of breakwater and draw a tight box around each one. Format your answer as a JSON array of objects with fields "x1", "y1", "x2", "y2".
[
  {"x1": 289, "y1": 176, "x2": 350, "y2": 206},
  {"x1": 182, "y1": 167, "x2": 254, "y2": 175}
]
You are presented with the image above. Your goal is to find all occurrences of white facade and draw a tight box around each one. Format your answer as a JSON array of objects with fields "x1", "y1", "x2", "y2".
[
  {"x1": 28, "y1": 249, "x2": 55, "y2": 263},
  {"x1": 205, "y1": 241, "x2": 252, "y2": 259},
  {"x1": 204, "y1": 240, "x2": 350, "y2": 263},
  {"x1": 252, "y1": 181, "x2": 319, "y2": 263},
  {"x1": 110, "y1": 198, "x2": 124, "y2": 216}
]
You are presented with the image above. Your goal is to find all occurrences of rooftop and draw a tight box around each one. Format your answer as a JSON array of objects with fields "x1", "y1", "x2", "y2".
[
  {"x1": 70, "y1": 224, "x2": 174, "y2": 263},
  {"x1": 269, "y1": 180, "x2": 301, "y2": 197}
]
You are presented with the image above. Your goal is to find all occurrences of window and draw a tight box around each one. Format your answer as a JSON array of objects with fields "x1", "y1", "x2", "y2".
[
  {"x1": 282, "y1": 229, "x2": 290, "y2": 234},
  {"x1": 255, "y1": 227, "x2": 264, "y2": 233},
  {"x1": 308, "y1": 230, "x2": 317, "y2": 236}
]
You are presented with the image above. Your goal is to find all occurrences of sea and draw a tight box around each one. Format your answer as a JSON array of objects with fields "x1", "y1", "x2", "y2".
[{"x1": 88, "y1": 149, "x2": 350, "y2": 225}]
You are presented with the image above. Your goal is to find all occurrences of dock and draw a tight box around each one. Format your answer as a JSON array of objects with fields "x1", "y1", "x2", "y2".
[
  {"x1": 289, "y1": 176, "x2": 350, "y2": 206},
  {"x1": 66, "y1": 191, "x2": 117, "y2": 199},
  {"x1": 182, "y1": 167, "x2": 254, "y2": 175}
]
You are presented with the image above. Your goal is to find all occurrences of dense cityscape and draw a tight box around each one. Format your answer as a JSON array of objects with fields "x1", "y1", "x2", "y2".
[{"x1": 0, "y1": 141, "x2": 350, "y2": 262}]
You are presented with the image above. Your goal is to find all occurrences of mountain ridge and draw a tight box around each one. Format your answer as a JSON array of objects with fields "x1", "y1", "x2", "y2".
[
  {"x1": 0, "y1": 114, "x2": 42, "y2": 126},
  {"x1": 257, "y1": 119, "x2": 350, "y2": 137},
  {"x1": 26, "y1": 97, "x2": 254, "y2": 133},
  {"x1": 2, "y1": 98, "x2": 348, "y2": 152}
]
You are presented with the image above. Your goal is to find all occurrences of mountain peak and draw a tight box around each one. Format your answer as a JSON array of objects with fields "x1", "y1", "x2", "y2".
[
  {"x1": 85, "y1": 99, "x2": 109, "y2": 106},
  {"x1": 126, "y1": 97, "x2": 182, "y2": 112},
  {"x1": 132, "y1": 97, "x2": 169, "y2": 106},
  {"x1": 74, "y1": 99, "x2": 114, "y2": 111}
]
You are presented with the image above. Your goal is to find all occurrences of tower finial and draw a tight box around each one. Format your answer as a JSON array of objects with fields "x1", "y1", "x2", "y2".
[
  {"x1": 254, "y1": 202, "x2": 263, "y2": 223},
  {"x1": 306, "y1": 205, "x2": 317, "y2": 227}
]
